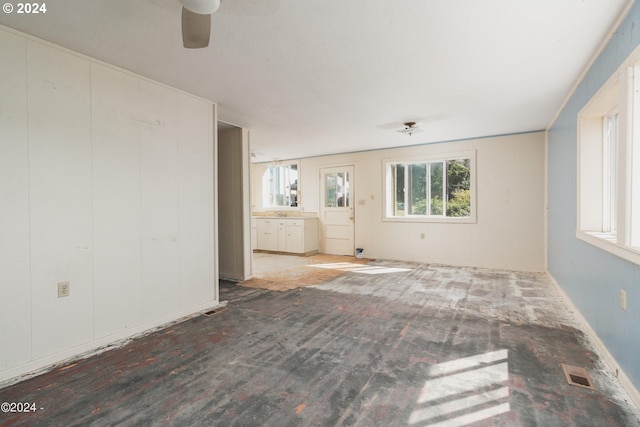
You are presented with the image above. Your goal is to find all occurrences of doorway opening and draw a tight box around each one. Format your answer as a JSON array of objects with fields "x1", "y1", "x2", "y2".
[{"x1": 217, "y1": 121, "x2": 252, "y2": 282}]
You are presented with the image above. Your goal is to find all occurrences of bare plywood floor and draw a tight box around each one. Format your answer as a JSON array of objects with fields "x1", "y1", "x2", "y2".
[
  {"x1": 1, "y1": 259, "x2": 639, "y2": 426},
  {"x1": 240, "y1": 253, "x2": 370, "y2": 291}
]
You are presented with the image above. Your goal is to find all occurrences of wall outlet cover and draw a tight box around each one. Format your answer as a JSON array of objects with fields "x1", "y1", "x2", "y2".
[{"x1": 58, "y1": 281, "x2": 70, "y2": 298}]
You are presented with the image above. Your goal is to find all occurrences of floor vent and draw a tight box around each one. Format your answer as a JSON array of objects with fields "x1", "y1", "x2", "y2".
[
  {"x1": 203, "y1": 307, "x2": 227, "y2": 317},
  {"x1": 562, "y1": 364, "x2": 595, "y2": 390}
]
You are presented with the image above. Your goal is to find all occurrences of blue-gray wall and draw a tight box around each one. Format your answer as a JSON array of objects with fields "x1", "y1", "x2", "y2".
[{"x1": 548, "y1": 2, "x2": 640, "y2": 390}]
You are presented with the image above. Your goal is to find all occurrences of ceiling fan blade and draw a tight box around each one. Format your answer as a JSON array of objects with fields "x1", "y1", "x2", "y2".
[{"x1": 182, "y1": 7, "x2": 211, "y2": 48}]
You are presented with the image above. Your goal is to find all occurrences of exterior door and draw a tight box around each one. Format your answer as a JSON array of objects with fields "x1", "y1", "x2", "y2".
[{"x1": 320, "y1": 166, "x2": 354, "y2": 255}]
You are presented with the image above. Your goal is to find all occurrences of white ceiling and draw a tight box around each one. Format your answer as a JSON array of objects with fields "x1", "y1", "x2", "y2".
[{"x1": 0, "y1": 0, "x2": 630, "y2": 162}]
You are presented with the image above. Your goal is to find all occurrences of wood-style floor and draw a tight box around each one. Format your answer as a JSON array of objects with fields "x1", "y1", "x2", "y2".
[{"x1": 1, "y1": 257, "x2": 638, "y2": 426}]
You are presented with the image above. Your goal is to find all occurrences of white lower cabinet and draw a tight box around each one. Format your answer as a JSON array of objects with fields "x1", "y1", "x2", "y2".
[
  {"x1": 255, "y1": 217, "x2": 318, "y2": 254},
  {"x1": 256, "y1": 219, "x2": 278, "y2": 251},
  {"x1": 285, "y1": 223, "x2": 304, "y2": 253}
]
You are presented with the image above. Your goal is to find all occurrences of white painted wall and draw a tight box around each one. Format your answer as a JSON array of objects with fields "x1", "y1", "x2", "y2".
[
  {"x1": 253, "y1": 132, "x2": 545, "y2": 271},
  {"x1": 0, "y1": 28, "x2": 217, "y2": 383},
  {"x1": 0, "y1": 29, "x2": 31, "y2": 373}
]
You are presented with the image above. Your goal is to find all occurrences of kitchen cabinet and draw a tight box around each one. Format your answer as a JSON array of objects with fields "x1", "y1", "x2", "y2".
[
  {"x1": 256, "y1": 218, "x2": 278, "y2": 251},
  {"x1": 254, "y1": 217, "x2": 318, "y2": 255}
]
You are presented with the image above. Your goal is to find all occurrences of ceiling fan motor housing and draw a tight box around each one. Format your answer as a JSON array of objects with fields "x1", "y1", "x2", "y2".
[{"x1": 179, "y1": 0, "x2": 220, "y2": 14}]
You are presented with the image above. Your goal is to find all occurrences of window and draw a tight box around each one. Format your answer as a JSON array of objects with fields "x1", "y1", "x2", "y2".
[
  {"x1": 602, "y1": 111, "x2": 618, "y2": 234},
  {"x1": 577, "y1": 53, "x2": 640, "y2": 264},
  {"x1": 324, "y1": 171, "x2": 350, "y2": 207},
  {"x1": 262, "y1": 163, "x2": 299, "y2": 208},
  {"x1": 384, "y1": 151, "x2": 476, "y2": 223}
]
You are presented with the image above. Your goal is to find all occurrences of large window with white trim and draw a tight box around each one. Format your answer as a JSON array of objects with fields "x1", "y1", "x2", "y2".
[
  {"x1": 384, "y1": 151, "x2": 476, "y2": 223},
  {"x1": 577, "y1": 51, "x2": 640, "y2": 264}
]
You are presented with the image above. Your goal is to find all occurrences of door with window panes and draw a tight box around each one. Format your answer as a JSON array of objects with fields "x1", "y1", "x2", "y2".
[{"x1": 320, "y1": 166, "x2": 354, "y2": 255}]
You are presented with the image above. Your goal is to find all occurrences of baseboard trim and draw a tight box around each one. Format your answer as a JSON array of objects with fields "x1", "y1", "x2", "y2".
[
  {"x1": 0, "y1": 300, "x2": 226, "y2": 388},
  {"x1": 546, "y1": 272, "x2": 640, "y2": 409}
]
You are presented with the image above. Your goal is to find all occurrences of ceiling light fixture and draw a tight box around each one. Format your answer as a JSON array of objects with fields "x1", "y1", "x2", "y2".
[{"x1": 397, "y1": 121, "x2": 422, "y2": 136}]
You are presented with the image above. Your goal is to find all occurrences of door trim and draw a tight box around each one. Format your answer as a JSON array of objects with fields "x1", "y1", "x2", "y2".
[{"x1": 319, "y1": 165, "x2": 355, "y2": 255}]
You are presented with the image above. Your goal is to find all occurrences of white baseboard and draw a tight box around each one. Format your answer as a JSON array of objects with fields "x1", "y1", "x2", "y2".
[
  {"x1": 547, "y1": 272, "x2": 640, "y2": 410},
  {"x1": 0, "y1": 300, "x2": 226, "y2": 388}
]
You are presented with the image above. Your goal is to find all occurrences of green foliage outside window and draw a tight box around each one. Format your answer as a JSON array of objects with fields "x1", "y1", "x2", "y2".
[{"x1": 391, "y1": 157, "x2": 471, "y2": 218}]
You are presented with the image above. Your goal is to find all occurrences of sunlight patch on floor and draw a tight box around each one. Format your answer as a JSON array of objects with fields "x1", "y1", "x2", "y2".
[
  {"x1": 307, "y1": 262, "x2": 411, "y2": 275},
  {"x1": 409, "y1": 350, "x2": 511, "y2": 426}
]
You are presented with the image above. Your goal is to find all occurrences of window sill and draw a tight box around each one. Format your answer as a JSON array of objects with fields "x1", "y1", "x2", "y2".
[
  {"x1": 259, "y1": 207, "x2": 300, "y2": 212},
  {"x1": 576, "y1": 230, "x2": 640, "y2": 266},
  {"x1": 383, "y1": 216, "x2": 476, "y2": 224}
]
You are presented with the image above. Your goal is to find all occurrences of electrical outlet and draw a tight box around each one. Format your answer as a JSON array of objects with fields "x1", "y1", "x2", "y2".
[
  {"x1": 420, "y1": 233, "x2": 425, "y2": 239},
  {"x1": 620, "y1": 290, "x2": 627, "y2": 310},
  {"x1": 58, "y1": 281, "x2": 70, "y2": 298}
]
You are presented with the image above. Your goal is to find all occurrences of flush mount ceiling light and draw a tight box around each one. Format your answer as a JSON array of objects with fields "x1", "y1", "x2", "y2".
[{"x1": 397, "y1": 121, "x2": 422, "y2": 136}]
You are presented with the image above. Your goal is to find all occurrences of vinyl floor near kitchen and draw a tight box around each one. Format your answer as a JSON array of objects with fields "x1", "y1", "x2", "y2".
[{"x1": 1, "y1": 256, "x2": 639, "y2": 426}]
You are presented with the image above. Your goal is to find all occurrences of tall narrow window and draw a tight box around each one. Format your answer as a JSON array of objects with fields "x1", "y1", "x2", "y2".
[
  {"x1": 392, "y1": 164, "x2": 405, "y2": 215},
  {"x1": 429, "y1": 162, "x2": 444, "y2": 215},
  {"x1": 602, "y1": 112, "x2": 618, "y2": 234},
  {"x1": 408, "y1": 163, "x2": 427, "y2": 215},
  {"x1": 446, "y1": 159, "x2": 472, "y2": 218}
]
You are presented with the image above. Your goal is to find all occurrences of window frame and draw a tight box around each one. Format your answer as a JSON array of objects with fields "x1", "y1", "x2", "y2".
[
  {"x1": 576, "y1": 46, "x2": 640, "y2": 266},
  {"x1": 261, "y1": 161, "x2": 300, "y2": 210},
  {"x1": 602, "y1": 110, "x2": 618, "y2": 234},
  {"x1": 382, "y1": 150, "x2": 477, "y2": 223}
]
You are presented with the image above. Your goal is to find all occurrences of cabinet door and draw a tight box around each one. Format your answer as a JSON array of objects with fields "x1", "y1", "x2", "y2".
[
  {"x1": 257, "y1": 219, "x2": 277, "y2": 251},
  {"x1": 285, "y1": 223, "x2": 304, "y2": 253},
  {"x1": 303, "y1": 219, "x2": 319, "y2": 253},
  {"x1": 251, "y1": 219, "x2": 257, "y2": 250},
  {"x1": 277, "y1": 221, "x2": 286, "y2": 251}
]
